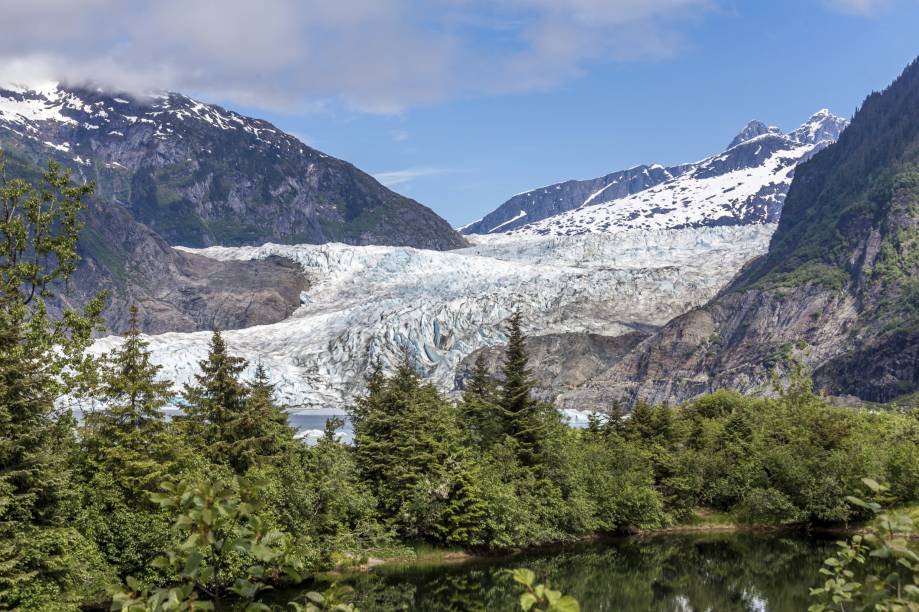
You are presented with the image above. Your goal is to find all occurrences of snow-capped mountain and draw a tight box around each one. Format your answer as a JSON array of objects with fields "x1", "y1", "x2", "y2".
[
  {"x1": 0, "y1": 81, "x2": 467, "y2": 334},
  {"x1": 459, "y1": 163, "x2": 690, "y2": 234},
  {"x1": 464, "y1": 110, "x2": 847, "y2": 236},
  {"x1": 90, "y1": 225, "x2": 775, "y2": 410},
  {"x1": 0, "y1": 81, "x2": 464, "y2": 250}
]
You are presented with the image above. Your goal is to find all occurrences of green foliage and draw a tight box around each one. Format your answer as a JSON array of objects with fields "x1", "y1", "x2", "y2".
[
  {"x1": 290, "y1": 583, "x2": 358, "y2": 612},
  {"x1": 0, "y1": 152, "x2": 107, "y2": 609},
  {"x1": 83, "y1": 305, "x2": 176, "y2": 491},
  {"x1": 460, "y1": 354, "x2": 502, "y2": 449},
  {"x1": 350, "y1": 352, "x2": 473, "y2": 543},
  {"x1": 511, "y1": 568, "x2": 580, "y2": 612},
  {"x1": 499, "y1": 311, "x2": 547, "y2": 465},
  {"x1": 809, "y1": 478, "x2": 919, "y2": 611},
  {"x1": 112, "y1": 476, "x2": 303, "y2": 611},
  {"x1": 180, "y1": 329, "x2": 250, "y2": 471},
  {"x1": 223, "y1": 363, "x2": 297, "y2": 473}
]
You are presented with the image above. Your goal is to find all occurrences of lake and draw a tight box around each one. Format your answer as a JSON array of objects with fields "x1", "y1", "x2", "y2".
[
  {"x1": 293, "y1": 532, "x2": 838, "y2": 611},
  {"x1": 284, "y1": 409, "x2": 593, "y2": 446}
]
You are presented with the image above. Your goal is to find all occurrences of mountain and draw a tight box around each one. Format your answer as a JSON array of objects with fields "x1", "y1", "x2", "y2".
[
  {"x1": 0, "y1": 82, "x2": 465, "y2": 250},
  {"x1": 0, "y1": 142, "x2": 306, "y2": 334},
  {"x1": 90, "y1": 225, "x2": 774, "y2": 409},
  {"x1": 66, "y1": 198, "x2": 308, "y2": 335},
  {"x1": 459, "y1": 164, "x2": 688, "y2": 234},
  {"x1": 0, "y1": 82, "x2": 466, "y2": 332},
  {"x1": 463, "y1": 110, "x2": 847, "y2": 236},
  {"x1": 558, "y1": 57, "x2": 919, "y2": 408}
]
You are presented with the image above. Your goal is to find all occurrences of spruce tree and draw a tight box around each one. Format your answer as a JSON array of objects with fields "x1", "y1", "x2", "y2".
[
  {"x1": 181, "y1": 329, "x2": 249, "y2": 466},
  {"x1": 0, "y1": 154, "x2": 106, "y2": 608},
  {"x1": 350, "y1": 352, "x2": 468, "y2": 539},
  {"x1": 84, "y1": 305, "x2": 174, "y2": 491},
  {"x1": 221, "y1": 363, "x2": 295, "y2": 473},
  {"x1": 498, "y1": 311, "x2": 545, "y2": 464},
  {"x1": 430, "y1": 457, "x2": 487, "y2": 546},
  {"x1": 460, "y1": 354, "x2": 501, "y2": 448}
]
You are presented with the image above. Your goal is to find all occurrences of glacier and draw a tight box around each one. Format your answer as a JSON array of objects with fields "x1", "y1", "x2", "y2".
[{"x1": 90, "y1": 225, "x2": 776, "y2": 412}]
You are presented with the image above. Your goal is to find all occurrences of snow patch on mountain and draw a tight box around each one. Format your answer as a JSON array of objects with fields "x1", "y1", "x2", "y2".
[
  {"x1": 465, "y1": 110, "x2": 847, "y2": 237},
  {"x1": 0, "y1": 82, "x2": 307, "y2": 160},
  {"x1": 506, "y1": 110, "x2": 847, "y2": 238},
  {"x1": 90, "y1": 225, "x2": 776, "y2": 411},
  {"x1": 508, "y1": 142, "x2": 811, "y2": 236}
]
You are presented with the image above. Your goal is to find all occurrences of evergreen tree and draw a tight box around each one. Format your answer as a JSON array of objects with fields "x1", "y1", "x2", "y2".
[
  {"x1": 498, "y1": 311, "x2": 546, "y2": 465},
  {"x1": 607, "y1": 400, "x2": 626, "y2": 434},
  {"x1": 350, "y1": 353, "x2": 469, "y2": 540},
  {"x1": 0, "y1": 154, "x2": 107, "y2": 608},
  {"x1": 459, "y1": 354, "x2": 501, "y2": 448},
  {"x1": 181, "y1": 329, "x2": 249, "y2": 466},
  {"x1": 83, "y1": 305, "x2": 173, "y2": 491},
  {"x1": 221, "y1": 362, "x2": 295, "y2": 473},
  {"x1": 430, "y1": 457, "x2": 487, "y2": 546}
]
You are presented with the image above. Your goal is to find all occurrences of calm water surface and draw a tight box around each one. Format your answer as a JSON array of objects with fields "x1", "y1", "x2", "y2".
[{"x1": 295, "y1": 533, "x2": 836, "y2": 611}]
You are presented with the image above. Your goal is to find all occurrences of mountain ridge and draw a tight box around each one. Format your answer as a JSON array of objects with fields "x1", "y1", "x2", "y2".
[
  {"x1": 0, "y1": 81, "x2": 466, "y2": 333},
  {"x1": 0, "y1": 81, "x2": 466, "y2": 250},
  {"x1": 463, "y1": 110, "x2": 847, "y2": 236},
  {"x1": 557, "y1": 57, "x2": 919, "y2": 408}
]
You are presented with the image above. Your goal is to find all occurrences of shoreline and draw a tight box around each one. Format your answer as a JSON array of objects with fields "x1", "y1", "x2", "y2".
[{"x1": 340, "y1": 509, "x2": 910, "y2": 574}]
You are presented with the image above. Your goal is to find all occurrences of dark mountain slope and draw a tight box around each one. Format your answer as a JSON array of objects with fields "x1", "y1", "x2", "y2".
[
  {"x1": 561, "y1": 57, "x2": 919, "y2": 408},
  {"x1": 1, "y1": 147, "x2": 307, "y2": 334},
  {"x1": 0, "y1": 83, "x2": 465, "y2": 250}
]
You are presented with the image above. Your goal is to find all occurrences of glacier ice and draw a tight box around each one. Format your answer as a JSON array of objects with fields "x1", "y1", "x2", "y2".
[{"x1": 90, "y1": 225, "x2": 776, "y2": 412}]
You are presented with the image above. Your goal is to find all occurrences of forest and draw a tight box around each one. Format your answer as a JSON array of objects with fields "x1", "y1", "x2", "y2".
[{"x1": 3, "y1": 158, "x2": 919, "y2": 610}]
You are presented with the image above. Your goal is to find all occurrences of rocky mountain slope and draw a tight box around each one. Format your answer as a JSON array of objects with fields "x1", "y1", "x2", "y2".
[
  {"x1": 463, "y1": 111, "x2": 846, "y2": 236},
  {"x1": 455, "y1": 331, "x2": 650, "y2": 403},
  {"x1": 0, "y1": 82, "x2": 464, "y2": 250},
  {"x1": 66, "y1": 198, "x2": 308, "y2": 335},
  {"x1": 0, "y1": 82, "x2": 468, "y2": 332},
  {"x1": 1, "y1": 145, "x2": 308, "y2": 334},
  {"x1": 561, "y1": 57, "x2": 919, "y2": 408},
  {"x1": 90, "y1": 226, "x2": 774, "y2": 409}
]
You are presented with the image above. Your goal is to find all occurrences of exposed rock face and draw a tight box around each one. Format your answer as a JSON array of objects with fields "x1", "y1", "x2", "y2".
[
  {"x1": 54, "y1": 198, "x2": 307, "y2": 334},
  {"x1": 0, "y1": 82, "x2": 465, "y2": 250},
  {"x1": 566, "y1": 57, "x2": 919, "y2": 408},
  {"x1": 455, "y1": 331, "x2": 650, "y2": 404},
  {"x1": 557, "y1": 285, "x2": 858, "y2": 409}
]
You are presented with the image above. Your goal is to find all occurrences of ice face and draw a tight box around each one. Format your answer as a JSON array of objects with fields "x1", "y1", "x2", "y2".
[{"x1": 90, "y1": 225, "x2": 776, "y2": 412}]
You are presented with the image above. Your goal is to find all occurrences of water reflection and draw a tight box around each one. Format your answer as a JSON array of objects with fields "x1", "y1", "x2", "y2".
[{"x1": 298, "y1": 533, "x2": 835, "y2": 611}]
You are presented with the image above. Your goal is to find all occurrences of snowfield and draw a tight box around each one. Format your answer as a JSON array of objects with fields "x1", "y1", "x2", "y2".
[
  {"x1": 470, "y1": 110, "x2": 847, "y2": 237},
  {"x1": 508, "y1": 143, "x2": 810, "y2": 235},
  {"x1": 91, "y1": 225, "x2": 776, "y2": 411}
]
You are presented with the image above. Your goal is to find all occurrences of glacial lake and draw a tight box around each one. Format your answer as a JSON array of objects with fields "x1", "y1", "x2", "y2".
[
  {"x1": 292, "y1": 532, "x2": 837, "y2": 611},
  {"x1": 284, "y1": 409, "x2": 593, "y2": 445}
]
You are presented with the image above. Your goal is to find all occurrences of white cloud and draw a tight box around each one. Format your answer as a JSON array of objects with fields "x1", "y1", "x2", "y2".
[
  {"x1": 373, "y1": 167, "x2": 456, "y2": 187},
  {"x1": 821, "y1": 0, "x2": 891, "y2": 14},
  {"x1": 0, "y1": 0, "x2": 713, "y2": 114}
]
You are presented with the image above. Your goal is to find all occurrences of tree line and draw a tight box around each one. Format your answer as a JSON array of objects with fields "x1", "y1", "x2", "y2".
[{"x1": 2, "y1": 157, "x2": 919, "y2": 610}]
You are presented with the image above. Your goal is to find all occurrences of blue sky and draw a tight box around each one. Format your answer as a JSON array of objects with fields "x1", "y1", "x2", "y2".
[
  {"x1": 242, "y1": 2, "x2": 919, "y2": 227},
  {"x1": 4, "y1": 0, "x2": 918, "y2": 226}
]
